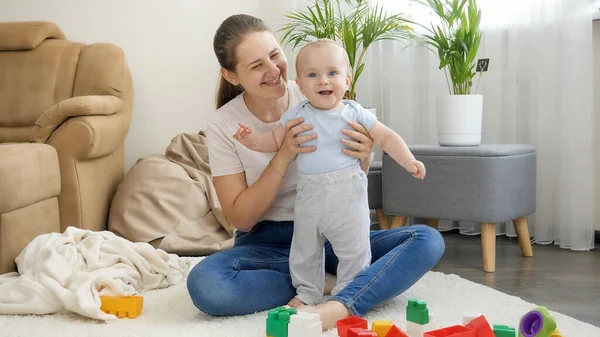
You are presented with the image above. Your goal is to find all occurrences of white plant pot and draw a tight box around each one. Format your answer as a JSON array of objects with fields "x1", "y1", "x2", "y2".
[{"x1": 436, "y1": 95, "x2": 483, "y2": 146}]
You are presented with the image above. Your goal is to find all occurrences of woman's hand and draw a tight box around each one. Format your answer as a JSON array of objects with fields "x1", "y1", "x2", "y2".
[
  {"x1": 341, "y1": 121, "x2": 374, "y2": 173},
  {"x1": 277, "y1": 117, "x2": 317, "y2": 164}
]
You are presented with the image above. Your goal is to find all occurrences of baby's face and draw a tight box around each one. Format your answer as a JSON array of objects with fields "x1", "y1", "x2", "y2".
[{"x1": 295, "y1": 44, "x2": 351, "y2": 110}]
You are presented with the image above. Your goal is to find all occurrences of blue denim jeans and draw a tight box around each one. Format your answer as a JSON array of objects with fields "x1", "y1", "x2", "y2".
[{"x1": 186, "y1": 221, "x2": 445, "y2": 317}]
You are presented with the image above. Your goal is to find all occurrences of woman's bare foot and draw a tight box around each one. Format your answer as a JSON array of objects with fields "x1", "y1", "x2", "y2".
[
  {"x1": 324, "y1": 273, "x2": 337, "y2": 296},
  {"x1": 287, "y1": 297, "x2": 305, "y2": 308},
  {"x1": 297, "y1": 300, "x2": 351, "y2": 331}
]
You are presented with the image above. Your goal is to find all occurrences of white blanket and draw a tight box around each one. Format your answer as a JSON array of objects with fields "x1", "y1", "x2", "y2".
[{"x1": 0, "y1": 227, "x2": 189, "y2": 320}]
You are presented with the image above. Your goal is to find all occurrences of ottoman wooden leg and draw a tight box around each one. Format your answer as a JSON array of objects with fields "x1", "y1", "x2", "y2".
[
  {"x1": 481, "y1": 223, "x2": 496, "y2": 273},
  {"x1": 376, "y1": 209, "x2": 390, "y2": 230},
  {"x1": 513, "y1": 216, "x2": 534, "y2": 257},
  {"x1": 426, "y1": 218, "x2": 440, "y2": 229},
  {"x1": 390, "y1": 216, "x2": 407, "y2": 228}
]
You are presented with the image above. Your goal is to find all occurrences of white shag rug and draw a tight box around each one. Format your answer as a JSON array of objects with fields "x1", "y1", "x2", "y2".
[{"x1": 0, "y1": 257, "x2": 598, "y2": 337}]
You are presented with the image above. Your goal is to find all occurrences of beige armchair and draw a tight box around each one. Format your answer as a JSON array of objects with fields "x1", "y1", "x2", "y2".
[{"x1": 0, "y1": 21, "x2": 133, "y2": 273}]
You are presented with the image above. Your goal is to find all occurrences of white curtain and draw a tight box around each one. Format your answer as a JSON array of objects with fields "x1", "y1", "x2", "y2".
[{"x1": 358, "y1": 0, "x2": 596, "y2": 251}]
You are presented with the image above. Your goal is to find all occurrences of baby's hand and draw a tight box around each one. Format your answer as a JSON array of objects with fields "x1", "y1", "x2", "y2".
[
  {"x1": 404, "y1": 159, "x2": 426, "y2": 180},
  {"x1": 233, "y1": 122, "x2": 258, "y2": 148}
]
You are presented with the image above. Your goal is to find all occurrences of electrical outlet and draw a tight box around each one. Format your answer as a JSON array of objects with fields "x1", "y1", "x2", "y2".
[{"x1": 476, "y1": 58, "x2": 490, "y2": 72}]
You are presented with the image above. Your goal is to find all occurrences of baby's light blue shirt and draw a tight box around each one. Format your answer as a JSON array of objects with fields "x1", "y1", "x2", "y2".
[{"x1": 280, "y1": 100, "x2": 378, "y2": 174}]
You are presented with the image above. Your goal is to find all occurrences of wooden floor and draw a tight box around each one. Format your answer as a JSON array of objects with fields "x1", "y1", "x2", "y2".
[{"x1": 433, "y1": 230, "x2": 600, "y2": 326}]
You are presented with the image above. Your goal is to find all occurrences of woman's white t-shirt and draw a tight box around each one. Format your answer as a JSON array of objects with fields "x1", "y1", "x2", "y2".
[{"x1": 207, "y1": 81, "x2": 305, "y2": 222}]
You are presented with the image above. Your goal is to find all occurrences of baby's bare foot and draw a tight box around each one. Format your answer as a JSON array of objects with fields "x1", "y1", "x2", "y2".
[
  {"x1": 287, "y1": 297, "x2": 306, "y2": 308},
  {"x1": 297, "y1": 300, "x2": 351, "y2": 331}
]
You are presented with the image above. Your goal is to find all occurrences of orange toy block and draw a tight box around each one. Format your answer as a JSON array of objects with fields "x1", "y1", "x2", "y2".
[
  {"x1": 371, "y1": 320, "x2": 408, "y2": 337},
  {"x1": 337, "y1": 316, "x2": 369, "y2": 337},
  {"x1": 100, "y1": 295, "x2": 143, "y2": 318},
  {"x1": 465, "y1": 315, "x2": 494, "y2": 337},
  {"x1": 371, "y1": 320, "x2": 395, "y2": 337},
  {"x1": 385, "y1": 325, "x2": 409, "y2": 337},
  {"x1": 424, "y1": 325, "x2": 476, "y2": 337},
  {"x1": 348, "y1": 328, "x2": 378, "y2": 337}
]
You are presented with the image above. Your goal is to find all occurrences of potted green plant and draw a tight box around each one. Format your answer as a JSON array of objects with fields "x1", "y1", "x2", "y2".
[
  {"x1": 278, "y1": 0, "x2": 413, "y2": 101},
  {"x1": 410, "y1": 0, "x2": 484, "y2": 146}
]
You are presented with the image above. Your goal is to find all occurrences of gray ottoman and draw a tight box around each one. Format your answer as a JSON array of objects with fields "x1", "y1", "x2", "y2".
[{"x1": 382, "y1": 144, "x2": 536, "y2": 272}]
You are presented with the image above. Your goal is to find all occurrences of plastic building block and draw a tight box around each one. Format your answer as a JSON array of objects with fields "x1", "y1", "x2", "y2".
[
  {"x1": 462, "y1": 312, "x2": 486, "y2": 326},
  {"x1": 406, "y1": 299, "x2": 430, "y2": 325},
  {"x1": 518, "y1": 306, "x2": 556, "y2": 337},
  {"x1": 424, "y1": 325, "x2": 476, "y2": 337},
  {"x1": 348, "y1": 328, "x2": 378, "y2": 337},
  {"x1": 549, "y1": 329, "x2": 563, "y2": 337},
  {"x1": 407, "y1": 321, "x2": 425, "y2": 337},
  {"x1": 384, "y1": 325, "x2": 409, "y2": 337},
  {"x1": 266, "y1": 306, "x2": 297, "y2": 337},
  {"x1": 99, "y1": 295, "x2": 143, "y2": 318},
  {"x1": 465, "y1": 315, "x2": 494, "y2": 337},
  {"x1": 407, "y1": 311, "x2": 437, "y2": 336},
  {"x1": 493, "y1": 325, "x2": 516, "y2": 337},
  {"x1": 371, "y1": 320, "x2": 395, "y2": 337},
  {"x1": 370, "y1": 321, "x2": 408, "y2": 337},
  {"x1": 337, "y1": 316, "x2": 369, "y2": 337},
  {"x1": 288, "y1": 311, "x2": 321, "y2": 337}
]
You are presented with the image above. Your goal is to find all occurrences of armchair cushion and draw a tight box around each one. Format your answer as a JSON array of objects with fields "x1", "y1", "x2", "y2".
[
  {"x1": 0, "y1": 21, "x2": 64, "y2": 51},
  {"x1": 30, "y1": 95, "x2": 123, "y2": 143},
  {"x1": 0, "y1": 143, "x2": 60, "y2": 214}
]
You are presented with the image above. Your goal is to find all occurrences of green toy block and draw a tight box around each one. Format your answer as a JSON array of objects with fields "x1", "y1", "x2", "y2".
[
  {"x1": 266, "y1": 306, "x2": 297, "y2": 337},
  {"x1": 493, "y1": 324, "x2": 516, "y2": 337},
  {"x1": 406, "y1": 299, "x2": 429, "y2": 325}
]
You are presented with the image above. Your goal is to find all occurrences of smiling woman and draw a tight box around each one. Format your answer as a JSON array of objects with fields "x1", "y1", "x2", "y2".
[{"x1": 184, "y1": 13, "x2": 445, "y2": 331}]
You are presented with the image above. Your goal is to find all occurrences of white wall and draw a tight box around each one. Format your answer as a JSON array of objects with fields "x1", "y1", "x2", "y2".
[{"x1": 0, "y1": 0, "x2": 263, "y2": 169}]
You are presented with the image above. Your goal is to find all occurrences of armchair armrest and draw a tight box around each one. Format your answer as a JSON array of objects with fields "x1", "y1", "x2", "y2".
[
  {"x1": 30, "y1": 95, "x2": 123, "y2": 143},
  {"x1": 46, "y1": 109, "x2": 131, "y2": 160}
]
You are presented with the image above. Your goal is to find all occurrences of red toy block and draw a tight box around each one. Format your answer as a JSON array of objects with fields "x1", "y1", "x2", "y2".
[
  {"x1": 337, "y1": 316, "x2": 369, "y2": 337},
  {"x1": 348, "y1": 328, "x2": 378, "y2": 337},
  {"x1": 465, "y1": 315, "x2": 494, "y2": 337},
  {"x1": 424, "y1": 325, "x2": 477, "y2": 337},
  {"x1": 385, "y1": 325, "x2": 409, "y2": 337}
]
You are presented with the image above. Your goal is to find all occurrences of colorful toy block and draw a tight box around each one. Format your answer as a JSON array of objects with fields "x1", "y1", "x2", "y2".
[
  {"x1": 549, "y1": 329, "x2": 563, "y2": 337},
  {"x1": 424, "y1": 325, "x2": 477, "y2": 337},
  {"x1": 462, "y1": 312, "x2": 486, "y2": 326},
  {"x1": 383, "y1": 325, "x2": 409, "y2": 337},
  {"x1": 407, "y1": 313, "x2": 437, "y2": 336},
  {"x1": 372, "y1": 320, "x2": 395, "y2": 337},
  {"x1": 370, "y1": 320, "x2": 408, "y2": 337},
  {"x1": 99, "y1": 295, "x2": 143, "y2": 318},
  {"x1": 266, "y1": 306, "x2": 297, "y2": 337},
  {"x1": 493, "y1": 325, "x2": 516, "y2": 337},
  {"x1": 288, "y1": 311, "x2": 321, "y2": 337},
  {"x1": 337, "y1": 316, "x2": 369, "y2": 337},
  {"x1": 518, "y1": 306, "x2": 556, "y2": 337},
  {"x1": 407, "y1": 299, "x2": 430, "y2": 325},
  {"x1": 464, "y1": 315, "x2": 494, "y2": 337},
  {"x1": 348, "y1": 328, "x2": 378, "y2": 337}
]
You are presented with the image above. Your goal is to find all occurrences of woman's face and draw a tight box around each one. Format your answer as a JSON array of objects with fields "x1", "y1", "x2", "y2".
[{"x1": 228, "y1": 31, "x2": 288, "y2": 101}]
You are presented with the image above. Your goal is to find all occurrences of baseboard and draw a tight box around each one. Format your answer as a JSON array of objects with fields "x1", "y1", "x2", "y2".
[{"x1": 596, "y1": 230, "x2": 600, "y2": 243}]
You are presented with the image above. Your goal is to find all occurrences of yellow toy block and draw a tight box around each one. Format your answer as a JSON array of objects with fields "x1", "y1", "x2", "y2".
[
  {"x1": 100, "y1": 295, "x2": 143, "y2": 318},
  {"x1": 371, "y1": 320, "x2": 395, "y2": 337}
]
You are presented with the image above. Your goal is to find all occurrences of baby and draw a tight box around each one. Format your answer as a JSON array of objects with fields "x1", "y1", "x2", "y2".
[{"x1": 233, "y1": 39, "x2": 425, "y2": 307}]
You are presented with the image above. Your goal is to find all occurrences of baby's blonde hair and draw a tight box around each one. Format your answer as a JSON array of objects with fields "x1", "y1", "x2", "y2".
[{"x1": 295, "y1": 38, "x2": 351, "y2": 75}]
